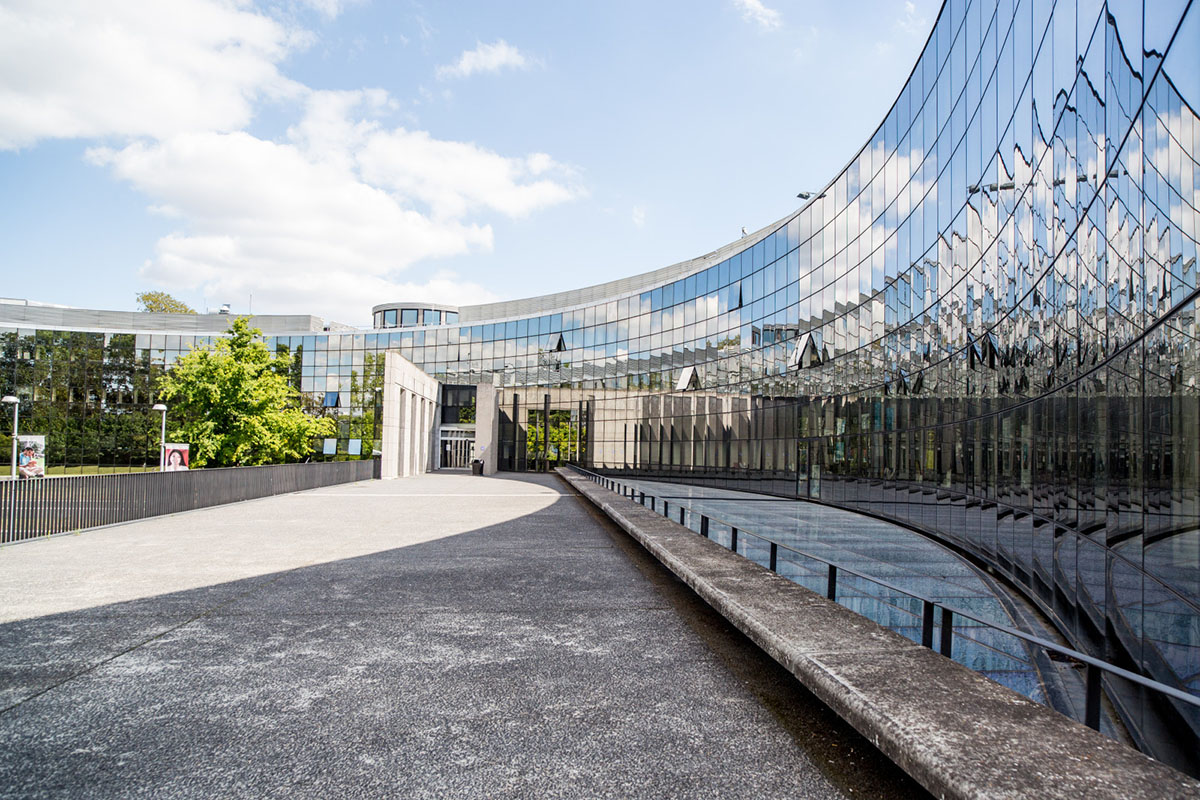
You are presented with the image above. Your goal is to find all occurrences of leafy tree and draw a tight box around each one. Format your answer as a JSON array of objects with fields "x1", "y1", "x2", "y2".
[
  {"x1": 156, "y1": 317, "x2": 334, "y2": 467},
  {"x1": 137, "y1": 291, "x2": 196, "y2": 314},
  {"x1": 458, "y1": 396, "x2": 476, "y2": 423},
  {"x1": 527, "y1": 409, "x2": 582, "y2": 464}
]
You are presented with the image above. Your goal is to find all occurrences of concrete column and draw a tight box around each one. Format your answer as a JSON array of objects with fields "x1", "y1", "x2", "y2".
[
  {"x1": 431, "y1": 399, "x2": 441, "y2": 472},
  {"x1": 419, "y1": 398, "x2": 429, "y2": 473},
  {"x1": 381, "y1": 367, "x2": 401, "y2": 479},
  {"x1": 413, "y1": 394, "x2": 422, "y2": 475},
  {"x1": 399, "y1": 388, "x2": 412, "y2": 477},
  {"x1": 400, "y1": 391, "x2": 410, "y2": 479},
  {"x1": 405, "y1": 393, "x2": 415, "y2": 474},
  {"x1": 475, "y1": 384, "x2": 500, "y2": 475},
  {"x1": 420, "y1": 397, "x2": 428, "y2": 473}
]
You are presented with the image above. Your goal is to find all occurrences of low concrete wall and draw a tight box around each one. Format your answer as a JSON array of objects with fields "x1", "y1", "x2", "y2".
[{"x1": 560, "y1": 469, "x2": 1200, "y2": 800}]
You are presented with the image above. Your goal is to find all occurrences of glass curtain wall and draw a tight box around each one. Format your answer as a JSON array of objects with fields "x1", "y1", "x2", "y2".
[{"x1": 564, "y1": 0, "x2": 1198, "y2": 773}]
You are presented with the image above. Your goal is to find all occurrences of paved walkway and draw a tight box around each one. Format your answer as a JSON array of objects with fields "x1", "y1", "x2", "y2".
[{"x1": 0, "y1": 473, "x2": 925, "y2": 799}]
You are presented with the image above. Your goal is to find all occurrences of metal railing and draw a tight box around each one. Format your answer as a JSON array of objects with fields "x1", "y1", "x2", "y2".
[
  {"x1": 0, "y1": 459, "x2": 380, "y2": 544},
  {"x1": 570, "y1": 466, "x2": 1200, "y2": 733}
]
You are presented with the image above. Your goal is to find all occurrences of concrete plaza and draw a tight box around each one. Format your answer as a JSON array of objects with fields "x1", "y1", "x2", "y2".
[{"x1": 0, "y1": 473, "x2": 925, "y2": 798}]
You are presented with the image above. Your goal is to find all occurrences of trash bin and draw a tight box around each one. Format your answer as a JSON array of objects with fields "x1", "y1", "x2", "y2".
[{"x1": 471, "y1": 459, "x2": 484, "y2": 476}]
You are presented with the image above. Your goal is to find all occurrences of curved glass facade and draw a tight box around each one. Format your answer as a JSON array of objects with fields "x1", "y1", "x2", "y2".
[{"x1": 1, "y1": 0, "x2": 1197, "y2": 773}]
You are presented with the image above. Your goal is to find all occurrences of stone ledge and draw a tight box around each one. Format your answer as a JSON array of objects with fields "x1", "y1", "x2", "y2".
[{"x1": 560, "y1": 469, "x2": 1200, "y2": 800}]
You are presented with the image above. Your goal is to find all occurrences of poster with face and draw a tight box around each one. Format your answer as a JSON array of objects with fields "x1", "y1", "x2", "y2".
[
  {"x1": 17, "y1": 435, "x2": 46, "y2": 478},
  {"x1": 164, "y1": 443, "x2": 189, "y2": 471}
]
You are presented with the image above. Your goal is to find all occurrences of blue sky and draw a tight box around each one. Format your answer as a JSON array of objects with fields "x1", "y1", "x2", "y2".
[{"x1": 0, "y1": 0, "x2": 939, "y2": 325}]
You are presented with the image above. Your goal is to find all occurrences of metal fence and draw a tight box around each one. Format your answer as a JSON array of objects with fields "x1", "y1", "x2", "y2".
[
  {"x1": 570, "y1": 466, "x2": 1200, "y2": 739},
  {"x1": 0, "y1": 459, "x2": 380, "y2": 544}
]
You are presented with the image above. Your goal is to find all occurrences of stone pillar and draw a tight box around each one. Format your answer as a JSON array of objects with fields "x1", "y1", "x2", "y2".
[
  {"x1": 419, "y1": 398, "x2": 429, "y2": 473},
  {"x1": 399, "y1": 389, "x2": 412, "y2": 477},
  {"x1": 408, "y1": 393, "x2": 417, "y2": 476},
  {"x1": 474, "y1": 384, "x2": 500, "y2": 475},
  {"x1": 381, "y1": 357, "x2": 402, "y2": 480},
  {"x1": 431, "y1": 397, "x2": 442, "y2": 472}
]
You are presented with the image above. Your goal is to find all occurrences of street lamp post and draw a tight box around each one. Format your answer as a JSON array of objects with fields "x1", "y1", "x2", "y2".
[
  {"x1": 2, "y1": 396, "x2": 18, "y2": 480},
  {"x1": 152, "y1": 404, "x2": 167, "y2": 472}
]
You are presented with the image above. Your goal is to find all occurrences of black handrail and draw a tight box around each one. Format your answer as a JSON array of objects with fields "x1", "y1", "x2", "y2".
[{"x1": 568, "y1": 465, "x2": 1200, "y2": 731}]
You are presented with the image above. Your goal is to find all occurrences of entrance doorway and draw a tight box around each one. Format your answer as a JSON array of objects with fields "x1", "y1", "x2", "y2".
[{"x1": 440, "y1": 426, "x2": 475, "y2": 468}]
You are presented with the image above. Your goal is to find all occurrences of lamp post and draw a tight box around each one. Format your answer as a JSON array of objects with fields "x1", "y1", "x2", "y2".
[
  {"x1": 2, "y1": 396, "x2": 17, "y2": 480},
  {"x1": 152, "y1": 403, "x2": 167, "y2": 472}
]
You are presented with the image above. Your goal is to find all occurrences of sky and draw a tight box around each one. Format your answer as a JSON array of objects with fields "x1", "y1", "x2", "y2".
[{"x1": 0, "y1": 0, "x2": 941, "y2": 326}]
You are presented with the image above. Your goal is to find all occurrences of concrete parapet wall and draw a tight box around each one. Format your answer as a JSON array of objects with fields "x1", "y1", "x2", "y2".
[{"x1": 560, "y1": 469, "x2": 1200, "y2": 800}]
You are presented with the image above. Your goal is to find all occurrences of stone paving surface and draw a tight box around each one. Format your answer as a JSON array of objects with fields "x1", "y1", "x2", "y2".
[{"x1": 0, "y1": 472, "x2": 927, "y2": 799}]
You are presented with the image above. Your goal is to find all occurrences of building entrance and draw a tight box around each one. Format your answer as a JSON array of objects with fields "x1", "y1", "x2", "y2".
[{"x1": 439, "y1": 426, "x2": 475, "y2": 468}]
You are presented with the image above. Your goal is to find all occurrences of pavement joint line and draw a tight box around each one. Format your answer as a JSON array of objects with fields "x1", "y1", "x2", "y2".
[{"x1": 0, "y1": 567, "x2": 304, "y2": 717}]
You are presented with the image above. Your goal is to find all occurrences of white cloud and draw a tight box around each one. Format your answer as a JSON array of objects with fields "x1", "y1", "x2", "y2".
[
  {"x1": 791, "y1": 25, "x2": 821, "y2": 62},
  {"x1": 86, "y1": 91, "x2": 580, "y2": 323},
  {"x1": 296, "y1": 0, "x2": 357, "y2": 18},
  {"x1": 897, "y1": 1, "x2": 928, "y2": 36},
  {"x1": 877, "y1": 1, "x2": 929, "y2": 56},
  {"x1": 632, "y1": 205, "x2": 646, "y2": 228},
  {"x1": 732, "y1": 0, "x2": 782, "y2": 30},
  {"x1": 436, "y1": 40, "x2": 537, "y2": 80},
  {"x1": 0, "y1": 0, "x2": 308, "y2": 150},
  {"x1": 357, "y1": 132, "x2": 578, "y2": 220},
  {"x1": 0, "y1": 0, "x2": 580, "y2": 322}
]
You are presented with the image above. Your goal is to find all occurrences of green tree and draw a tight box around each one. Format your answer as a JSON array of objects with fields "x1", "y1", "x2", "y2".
[
  {"x1": 458, "y1": 396, "x2": 476, "y2": 423},
  {"x1": 526, "y1": 409, "x2": 582, "y2": 464},
  {"x1": 137, "y1": 291, "x2": 196, "y2": 314},
  {"x1": 156, "y1": 317, "x2": 334, "y2": 467}
]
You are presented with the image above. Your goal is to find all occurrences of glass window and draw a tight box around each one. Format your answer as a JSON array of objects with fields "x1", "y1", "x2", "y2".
[
  {"x1": 401, "y1": 309, "x2": 418, "y2": 326},
  {"x1": 384, "y1": 309, "x2": 397, "y2": 327}
]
